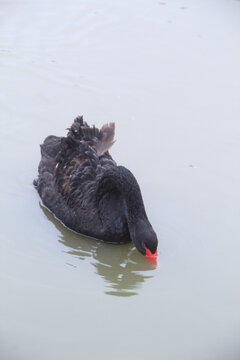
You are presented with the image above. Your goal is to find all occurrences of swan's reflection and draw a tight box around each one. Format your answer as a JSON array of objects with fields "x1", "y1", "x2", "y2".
[{"x1": 40, "y1": 203, "x2": 157, "y2": 297}]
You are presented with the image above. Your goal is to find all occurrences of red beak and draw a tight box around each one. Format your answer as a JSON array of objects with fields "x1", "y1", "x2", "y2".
[
  {"x1": 145, "y1": 247, "x2": 158, "y2": 258},
  {"x1": 144, "y1": 247, "x2": 158, "y2": 265}
]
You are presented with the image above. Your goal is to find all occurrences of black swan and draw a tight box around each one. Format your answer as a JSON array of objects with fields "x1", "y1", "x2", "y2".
[{"x1": 34, "y1": 116, "x2": 158, "y2": 257}]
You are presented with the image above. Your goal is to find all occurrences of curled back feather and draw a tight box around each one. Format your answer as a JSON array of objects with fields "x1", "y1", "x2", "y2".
[{"x1": 95, "y1": 123, "x2": 115, "y2": 157}]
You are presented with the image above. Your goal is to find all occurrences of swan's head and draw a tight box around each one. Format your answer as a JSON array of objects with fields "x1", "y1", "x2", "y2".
[{"x1": 129, "y1": 219, "x2": 158, "y2": 257}]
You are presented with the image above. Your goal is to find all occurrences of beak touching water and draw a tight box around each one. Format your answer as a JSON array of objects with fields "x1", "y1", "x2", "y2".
[{"x1": 144, "y1": 245, "x2": 158, "y2": 265}]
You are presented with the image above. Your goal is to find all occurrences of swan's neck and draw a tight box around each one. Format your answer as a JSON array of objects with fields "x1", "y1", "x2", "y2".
[
  {"x1": 97, "y1": 166, "x2": 157, "y2": 254},
  {"x1": 97, "y1": 166, "x2": 147, "y2": 225}
]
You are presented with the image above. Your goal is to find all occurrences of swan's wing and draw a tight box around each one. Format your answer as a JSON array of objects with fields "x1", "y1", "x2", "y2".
[
  {"x1": 55, "y1": 141, "x2": 97, "y2": 196},
  {"x1": 38, "y1": 116, "x2": 116, "y2": 206},
  {"x1": 55, "y1": 140, "x2": 115, "y2": 204}
]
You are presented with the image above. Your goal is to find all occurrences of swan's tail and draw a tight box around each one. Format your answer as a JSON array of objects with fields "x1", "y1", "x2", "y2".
[{"x1": 68, "y1": 115, "x2": 115, "y2": 157}]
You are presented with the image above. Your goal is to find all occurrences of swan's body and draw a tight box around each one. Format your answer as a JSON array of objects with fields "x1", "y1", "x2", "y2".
[{"x1": 34, "y1": 116, "x2": 158, "y2": 256}]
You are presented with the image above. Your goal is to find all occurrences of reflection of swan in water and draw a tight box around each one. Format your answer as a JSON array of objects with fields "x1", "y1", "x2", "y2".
[{"x1": 40, "y1": 204, "x2": 158, "y2": 297}]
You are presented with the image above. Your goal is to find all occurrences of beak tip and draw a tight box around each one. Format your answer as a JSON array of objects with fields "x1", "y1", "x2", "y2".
[{"x1": 145, "y1": 248, "x2": 158, "y2": 258}]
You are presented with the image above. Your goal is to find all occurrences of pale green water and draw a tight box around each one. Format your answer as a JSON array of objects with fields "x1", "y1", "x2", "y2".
[{"x1": 0, "y1": 0, "x2": 240, "y2": 359}]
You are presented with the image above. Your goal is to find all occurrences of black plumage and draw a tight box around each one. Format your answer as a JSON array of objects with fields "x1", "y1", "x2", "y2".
[{"x1": 34, "y1": 116, "x2": 158, "y2": 256}]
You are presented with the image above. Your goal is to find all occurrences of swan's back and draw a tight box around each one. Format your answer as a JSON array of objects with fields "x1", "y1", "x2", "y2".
[{"x1": 35, "y1": 116, "x2": 123, "y2": 238}]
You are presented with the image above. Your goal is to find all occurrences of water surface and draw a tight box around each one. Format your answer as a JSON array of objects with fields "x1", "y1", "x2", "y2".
[{"x1": 0, "y1": 0, "x2": 240, "y2": 359}]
